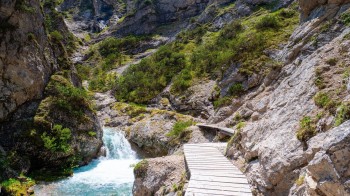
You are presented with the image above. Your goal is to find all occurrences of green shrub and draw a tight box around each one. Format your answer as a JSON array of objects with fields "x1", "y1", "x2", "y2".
[
  {"x1": 15, "y1": 0, "x2": 36, "y2": 13},
  {"x1": 213, "y1": 97, "x2": 232, "y2": 109},
  {"x1": 228, "y1": 83, "x2": 245, "y2": 96},
  {"x1": 176, "y1": 25, "x2": 207, "y2": 44},
  {"x1": 325, "y1": 58, "x2": 338, "y2": 66},
  {"x1": 1, "y1": 177, "x2": 35, "y2": 196},
  {"x1": 314, "y1": 68, "x2": 325, "y2": 89},
  {"x1": 113, "y1": 102, "x2": 147, "y2": 118},
  {"x1": 279, "y1": 8, "x2": 296, "y2": 18},
  {"x1": 296, "y1": 116, "x2": 316, "y2": 141},
  {"x1": 46, "y1": 74, "x2": 91, "y2": 116},
  {"x1": 134, "y1": 159, "x2": 149, "y2": 177},
  {"x1": 340, "y1": 12, "x2": 350, "y2": 26},
  {"x1": 313, "y1": 92, "x2": 331, "y2": 108},
  {"x1": 236, "y1": 121, "x2": 246, "y2": 130},
  {"x1": 220, "y1": 21, "x2": 243, "y2": 40},
  {"x1": 50, "y1": 30, "x2": 64, "y2": 41},
  {"x1": 335, "y1": 103, "x2": 350, "y2": 126},
  {"x1": 255, "y1": 15, "x2": 279, "y2": 30},
  {"x1": 41, "y1": 124, "x2": 72, "y2": 152},
  {"x1": 167, "y1": 120, "x2": 194, "y2": 137},
  {"x1": 115, "y1": 45, "x2": 186, "y2": 103},
  {"x1": 170, "y1": 69, "x2": 192, "y2": 94}
]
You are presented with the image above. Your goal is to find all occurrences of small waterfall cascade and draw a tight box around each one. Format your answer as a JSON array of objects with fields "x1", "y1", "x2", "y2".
[{"x1": 34, "y1": 127, "x2": 138, "y2": 196}]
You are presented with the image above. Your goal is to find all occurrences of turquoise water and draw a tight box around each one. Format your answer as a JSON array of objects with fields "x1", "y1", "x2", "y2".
[{"x1": 34, "y1": 127, "x2": 138, "y2": 196}]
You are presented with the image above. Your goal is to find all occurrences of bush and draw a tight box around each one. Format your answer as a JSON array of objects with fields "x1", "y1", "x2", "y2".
[
  {"x1": 296, "y1": 116, "x2": 316, "y2": 141},
  {"x1": 46, "y1": 74, "x2": 91, "y2": 116},
  {"x1": 256, "y1": 15, "x2": 279, "y2": 30},
  {"x1": 313, "y1": 92, "x2": 331, "y2": 108},
  {"x1": 341, "y1": 12, "x2": 350, "y2": 26},
  {"x1": 167, "y1": 120, "x2": 194, "y2": 137},
  {"x1": 1, "y1": 177, "x2": 35, "y2": 196},
  {"x1": 335, "y1": 103, "x2": 350, "y2": 126},
  {"x1": 50, "y1": 30, "x2": 64, "y2": 41},
  {"x1": 213, "y1": 97, "x2": 232, "y2": 109},
  {"x1": 170, "y1": 69, "x2": 192, "y2": 94},
  {"x1": 115, "y1": 45, "x2": 186, "y2": 103},
  {"x1": 220, "y1": 21, "x2": 243, "y2": 40},
  {"x1": 325, "y1": 58, "x2": 338, "y2": 66},
  {"x1": 41, "y1": 124, "x2": 72, "y2": 153},
  {"x1": 279, "y1": 8, "x2": 296, "y2": 18},
  {"x1": 228, "y1": 83, "x2": 245, "y2": 96}
]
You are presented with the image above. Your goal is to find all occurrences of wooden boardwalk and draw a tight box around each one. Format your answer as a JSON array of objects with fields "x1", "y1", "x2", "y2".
[
  {"x1": 197, "y1": 124, "x2": 235, "y2": 136},
  {"x1": 184, "y1": 143, "x2": 252, "y2": 196}
]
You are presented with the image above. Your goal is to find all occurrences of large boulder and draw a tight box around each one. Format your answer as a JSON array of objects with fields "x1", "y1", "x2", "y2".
[{"x1": 133, "y1": 155, "x2": 186, "y2": 196}]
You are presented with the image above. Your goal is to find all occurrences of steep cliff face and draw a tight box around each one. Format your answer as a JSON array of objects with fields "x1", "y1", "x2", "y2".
[
  {"x1": 111, "y1": 0, "x2": 295, "y2": 36},
  {"x1": 222, "y1": 0, "x2": 350, "y2": 195},
  {"x1": 0, "y1": 0, "x2": 102, "y2": 185},
  {"x1": 0, "y1": 0, "x2": 57, "y2": 122}
]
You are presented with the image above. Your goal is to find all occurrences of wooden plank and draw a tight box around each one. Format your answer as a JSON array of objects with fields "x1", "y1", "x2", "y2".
[
  {"x1": 190, "y1": 171, "x2": 244, "y2": 176},
  {"x1": 188, "y1": 183, "x2": 252, "y2": 193},
  {"x1": 190, "y1": 176, "x2": 249, "y2": 184},
  {"x1": 184, "y1": 143, "x2": 252, "y2": 195},
  {"x1": 186, "y1": 188, "x2": 251, "y2": 196},
  {"x1": 189, "y1": 180, "x2": 251, "y2": 189}
]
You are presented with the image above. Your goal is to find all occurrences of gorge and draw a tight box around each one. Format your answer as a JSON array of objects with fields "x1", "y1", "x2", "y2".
[{"x1": 1, "y1": 0, "x2": 350, "y2": 195}]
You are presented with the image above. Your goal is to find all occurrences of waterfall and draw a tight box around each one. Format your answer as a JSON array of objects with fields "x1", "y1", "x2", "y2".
[
  {"x1": 103, "y1": 128, "x2": 136, "y2": 160},
  {"x1": 34, "y1": 127, "x2": 138, "y2": 196}
]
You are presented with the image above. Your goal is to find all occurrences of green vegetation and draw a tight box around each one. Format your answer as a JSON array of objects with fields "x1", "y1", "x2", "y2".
[
  {"x1": 325, "y1": 58, "x2": 338, "y2": 66},
  {"x1": 313, "y1": 92, "x2": 332, "y2": 109},
  {"x1": 296, "y1": 116, "x2": 316, "y2": 141},
  {"x1": 213, "y1": 97, "x2": 232, "y2": 109},
  {"x1": 295, "y1": 175, "x2": 305, "y2": 186},
  {"x1": 236, "y1": 121, "x2": 246, "y2": 131},
  {"x1": 88, "y1": 131, "x2": 97, "y2": 137},
  {"x1": 80, "y1": 36, "x2": 151, "y2": 92},
  {"x1": 45, "y1": 74, "x2": 91, "y2": 117},
  {"x1": 167, "y1": 120, "x2": 194, "y2": 137},
  {"x1": 334, "y1": 103, "x2": 350, "y2": 126},
  {"x1": 1, "y1": 177, "x2": 35, "y2": 196},
  {"x1": 227, "y1": 121, "x2": 246, "y2": 147},
  {"x1": 15, "y1": 0, "x2": 36, "y2": 13},
  {"x1": 134, "y1": 159, "x2": 149, "y2": 178},
  {"x1": 228, "y1": 83, "x2": 245, "y2": 96},
  {"x1": 50, "y1": 30, "x2": 64, "y2": 41},
  {"x1": 255, "y1": 15, "x2": 279, "y2": 30},
  {"x1": 113, "y1": 102, "x2": 147, "y2": 118},
  {"x1": 314, "y1": 68, "x2": 325, "y2": 89},
  {"x1": 111, "y1": 6, "x2": 298, "y2": 103},
  {"x1": 41, "y1": 124, "x2": 72, "y2": 153},
  {"x1": 115, "y1": 45, "x2": 186, "y2": 103},
  {"x1": 340, "y1": 11, "x2": 350, "y2": 26}
]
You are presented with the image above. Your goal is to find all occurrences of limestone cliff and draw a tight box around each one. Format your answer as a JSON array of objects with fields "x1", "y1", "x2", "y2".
[
  {"x1": 0, "y1": 0, "x2": 102, "y2": 185},
  {"x1": 222, "y1": 0, "x2": 350, "y2": 195}
]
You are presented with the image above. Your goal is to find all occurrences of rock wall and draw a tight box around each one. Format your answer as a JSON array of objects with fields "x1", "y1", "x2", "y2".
[
  {"x1": 299, "y1": 0, "x2": 350, "y2": 22},
  {"x1": 223, "y1": 0, "x2": 350, "y2": 195},
  {"x1": 0, "y1": 0, "x2": 57, "y2": 122},
  {"x1": 0, "y1": 0, "x2": 102, "y2": 182}
]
